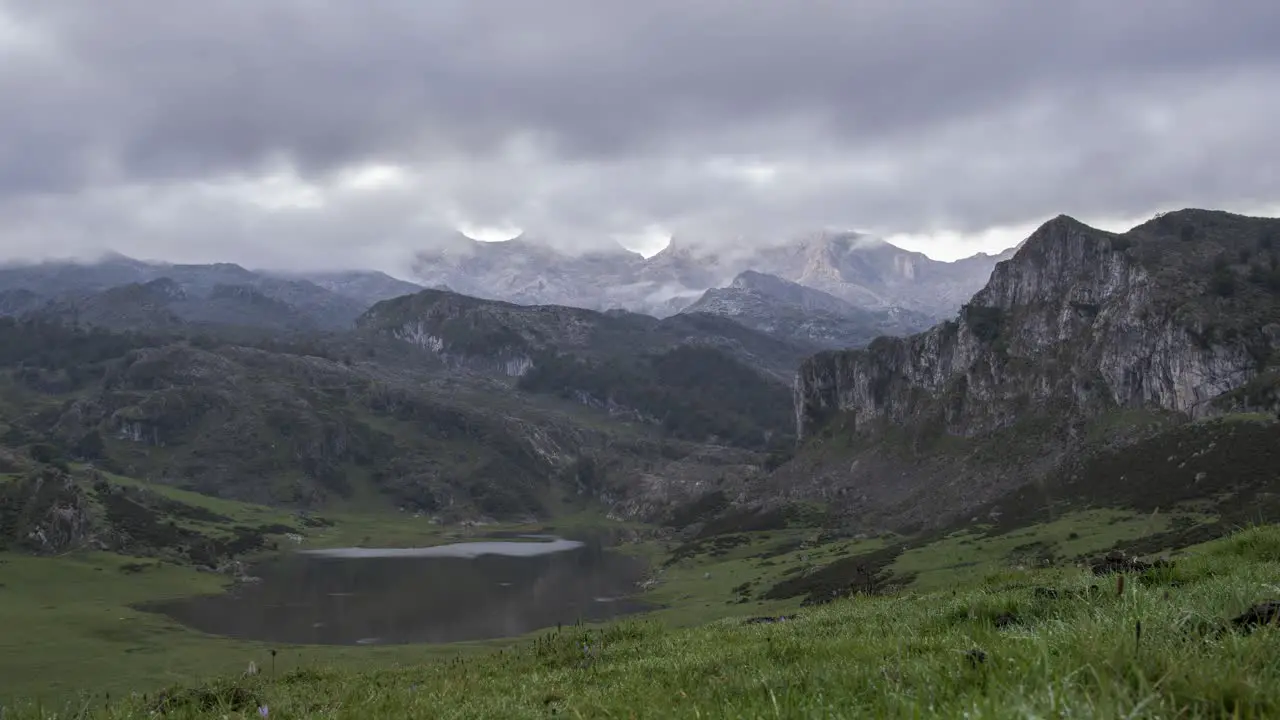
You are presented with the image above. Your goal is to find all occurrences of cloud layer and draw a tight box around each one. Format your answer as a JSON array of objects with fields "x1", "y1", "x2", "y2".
[{"x1": 2, "y1": 0, "x2": 1278, "y2": 270}]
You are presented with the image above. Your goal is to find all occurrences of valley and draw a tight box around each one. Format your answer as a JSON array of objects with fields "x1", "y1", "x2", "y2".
[{"x1": 1, "y1": 208, "x2": 1279, "y2": 716}]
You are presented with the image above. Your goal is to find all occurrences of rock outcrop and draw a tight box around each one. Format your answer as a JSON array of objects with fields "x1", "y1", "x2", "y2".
[
  {"x1": 796, "y1": 212, "x2": 1280, "y2": 441},
  {"x1": 784, "y1": 210, "x2": 1280, "y2": 530}
]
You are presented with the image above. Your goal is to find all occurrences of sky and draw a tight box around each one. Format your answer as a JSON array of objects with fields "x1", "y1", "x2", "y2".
[{"x1": 1, "y1": 1, "x2": 1278, "y2": 273}]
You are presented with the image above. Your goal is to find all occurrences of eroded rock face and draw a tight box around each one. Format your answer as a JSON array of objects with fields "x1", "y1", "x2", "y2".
[
  {"x1": 795, "y1": 213, "x2": 1278, "y2": 441},
  {"x1": 781, "y1": 210, "x2": 1280, "y2": 532}
]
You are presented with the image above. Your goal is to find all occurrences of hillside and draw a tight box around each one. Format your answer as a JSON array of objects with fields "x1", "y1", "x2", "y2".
[
  {"x1": 357, "y1": 289, "x2": 809, "y2": 449},
  {"x1": 0, "y1": 255, "x2": 414, "y2": 331},
  {"x1": 777, "y1": 209, "x2": 1280, "y2": 532},
  {"x1": 0, "y1": 308, "x2": 779, "y2": 522}
]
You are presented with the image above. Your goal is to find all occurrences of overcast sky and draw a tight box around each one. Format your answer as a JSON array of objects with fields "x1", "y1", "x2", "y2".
[{"x1": 1, "y1": 1, "x2": 1278, "y2": 272}]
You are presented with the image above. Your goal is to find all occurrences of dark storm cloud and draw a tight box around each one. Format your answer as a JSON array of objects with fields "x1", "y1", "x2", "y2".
[{"x1": 0, "y1": 0, "x2": 1278, "y2": 266}]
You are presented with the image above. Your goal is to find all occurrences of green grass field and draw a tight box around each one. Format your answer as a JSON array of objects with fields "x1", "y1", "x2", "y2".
[
  {"x1": 5, "y1": 524, "x2": 1278, "y2": 718},
  {"x1": 0, "y1": 462, "x2": 1271, "y2": 717}
]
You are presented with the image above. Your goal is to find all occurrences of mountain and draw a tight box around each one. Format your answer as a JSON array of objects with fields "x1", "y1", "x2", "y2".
[
  {"x1": 0, "y1": 288, "x2": 46, "y2": 317},
  {"x1": 28, "y1": 277, "x2": 343, "y2": 334},
  {"x1": 357, "y1": 288, "x2": 813, "y2": 448},
  {"x1": 779, "y1": 209, "x2": 1280, "y2": 533},
  {"x1": 0, "y1": 273, "x2": 825, "y2": 522},
  {"x1": 680, "y1": 270, "x2": 935, "y2": 349},
  {"x1": 0, "y1": 314, "x2": 769, "y2": 522},
  {"x1": 277, "y1": 270, "x2": 424, "y2": 307},
  {"x1": 736, "y1": 232, "x2": 1018, "y2": 318},
  {"x1": 358, "y1": 287, "x2": 818, "y2": 379},
  {"x1": 409, "y1": 232, "x2": 1012, "y2": 320},
  {"x1": 0, "y1": 255, "x2": 389, "y2": 330},
  {"x1": 411, "y1": 234, "x2": 655, "y2": 313}
]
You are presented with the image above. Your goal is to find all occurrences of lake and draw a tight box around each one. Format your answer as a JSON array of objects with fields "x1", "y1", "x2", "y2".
[{"x1": 142, "y1": 535, "x2": 655, "y2": 645}]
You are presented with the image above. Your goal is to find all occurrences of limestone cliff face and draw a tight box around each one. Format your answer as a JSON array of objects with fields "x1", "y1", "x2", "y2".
[{"x1": 795, "y1": 211, "x2": 1280, "y2": 441}]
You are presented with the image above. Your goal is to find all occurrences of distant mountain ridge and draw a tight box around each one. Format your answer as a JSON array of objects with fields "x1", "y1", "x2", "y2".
[
  {"x1": 680, "y1": 271, "x2": 936, "y2": 350},
  {"x1": 410, "y1": 230, "x2": 1015, "y2": 321},
  {"x1": 0, "y1": 255, "x2": 425, "y2": 331},
  {"x1": 0, "y1": 228, "x2": 1011, "y2": 350}
]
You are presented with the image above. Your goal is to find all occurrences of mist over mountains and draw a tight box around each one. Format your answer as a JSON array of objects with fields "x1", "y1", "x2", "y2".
[
  {"x1": 0, "y1": 231, "x2": 1017, "y2": 346},
  {"x1": 411, "y1": 230, "x2": 1015, "y2": 321}
]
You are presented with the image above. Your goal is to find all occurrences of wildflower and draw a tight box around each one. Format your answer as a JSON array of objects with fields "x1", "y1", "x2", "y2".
[{"x1": 258, "y1": 706, "x2": 269, "y2": 718}]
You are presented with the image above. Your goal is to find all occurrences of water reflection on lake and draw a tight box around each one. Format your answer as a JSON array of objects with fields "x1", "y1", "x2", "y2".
[{"x1": 143, "y1": 535, "x2": 654, "y2": 645}]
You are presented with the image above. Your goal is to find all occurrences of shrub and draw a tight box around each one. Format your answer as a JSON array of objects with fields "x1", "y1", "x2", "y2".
[{"x1": 1210, "y1": 269, "x2": 1237, "y2": 297}]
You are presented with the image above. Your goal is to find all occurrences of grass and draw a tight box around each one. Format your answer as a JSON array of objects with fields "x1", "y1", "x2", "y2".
[
  {"x1": 78, "y1": 464, "x2": 509, "y2": 552},
  {"x1": 1, "y1": 460, "x2": 1271, "y2": 716},
  {"x1": 7, "y1": 524, "x2": 1280, "y2": 718},
  {"x1": 895, "y1": 508, "x2": 1214, "y2": 591},
  {"x1": 0, "y1": 540, "x2": 507, "y2": 705}
]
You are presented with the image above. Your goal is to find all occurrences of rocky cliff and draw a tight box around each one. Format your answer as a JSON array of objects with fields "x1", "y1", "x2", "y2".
[
  {"x1": 784, "y1": 209, "x2": 1280, "y2": 529},
  {"x1": 796, "y1": 211, "x2": 1280, "y2": 439}
]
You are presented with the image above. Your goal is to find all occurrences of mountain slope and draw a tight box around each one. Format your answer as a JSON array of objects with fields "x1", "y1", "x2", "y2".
[
  {"x1": 0, "y1": 256, "x2": 371, "y2": 330},
  {"x1": 356, "y1": 289, "x2": 813, "y2": 448},
  {"x1": 277, "y1": 270, "x2": 424, "y2": 307},
  {"x1": 0, "y1": 288, "x2": 48, "y2": 317},
  {"x1": 0, "y1": 316, "x2": 765, "y2": 521},
  {"x1": 30, "y1": 278, "x2": 329, "y2": 334},
  {"x1": 681, "y1": 270, "x2": 934, "y2": 349},
  {"x1": 780, "y1": 209, "x2": 1280, "y2": 531}
]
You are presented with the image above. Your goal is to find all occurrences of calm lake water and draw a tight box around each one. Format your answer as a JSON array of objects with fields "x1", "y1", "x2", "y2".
[{"x1": 143, "y1": 535, "x2": 654, "y2": 645}]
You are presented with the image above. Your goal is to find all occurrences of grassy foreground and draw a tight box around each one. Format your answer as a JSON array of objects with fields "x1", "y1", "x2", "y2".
[{"x1": 7, "y1": 525, "x2": 1280, "y2": 719}]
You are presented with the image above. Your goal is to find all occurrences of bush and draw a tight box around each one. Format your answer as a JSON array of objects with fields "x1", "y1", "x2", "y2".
[{"x1": 1210, "y1": 269, "x2": 1237, "y2": 297}]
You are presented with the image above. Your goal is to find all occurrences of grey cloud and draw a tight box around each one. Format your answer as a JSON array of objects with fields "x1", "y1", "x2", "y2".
[{"x1": 0, "y1": 0, "x2": 1278, "y2": 266}]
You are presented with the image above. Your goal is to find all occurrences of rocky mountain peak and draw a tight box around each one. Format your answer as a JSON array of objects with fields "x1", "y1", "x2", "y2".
[
  {"x1": 780, "y1": 208, "x2": 1280, "y2": 533},
  {"x1": 794, "y1": 209, "x2": 1280, "y2": 442}
]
